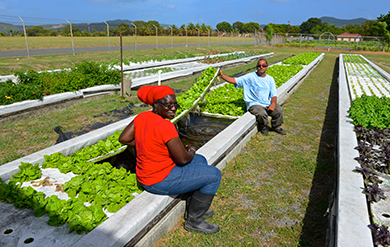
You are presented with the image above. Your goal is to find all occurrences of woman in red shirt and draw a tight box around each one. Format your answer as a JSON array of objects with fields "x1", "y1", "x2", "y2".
[{"x1": 119, "y1": 85, "x2": 221, "y2": 234}]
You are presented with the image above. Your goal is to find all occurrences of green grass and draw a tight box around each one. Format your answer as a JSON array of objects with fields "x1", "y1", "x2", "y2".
[
  {"x1": 0, "y1": 44, "x2": 265, "y2": 75},
  {"x1": 0, "y1": 36, "x2": 249, "y2": 50}
]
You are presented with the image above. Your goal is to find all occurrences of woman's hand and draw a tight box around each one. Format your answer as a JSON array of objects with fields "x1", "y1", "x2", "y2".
[
  {"x1": 185, "y1": 145, "x2": 196, "y2": 152},
  {"x1": 166, "y1": 138, "x2": 195, "y2": 165}
]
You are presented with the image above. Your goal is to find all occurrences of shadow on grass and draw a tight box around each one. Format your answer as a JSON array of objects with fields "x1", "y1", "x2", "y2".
[{"x1": 298, "y1": 57, "x2": 339, "y2": 246}]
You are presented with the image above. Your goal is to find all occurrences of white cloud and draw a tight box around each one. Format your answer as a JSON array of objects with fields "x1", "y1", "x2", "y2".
[{"x1": 161, "y1": 1, "x2": 176, "y2": 10}]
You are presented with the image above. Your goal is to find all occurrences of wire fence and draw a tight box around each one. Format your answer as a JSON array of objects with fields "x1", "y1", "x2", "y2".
[
  {"x1": 255, "y1": 33, "x2": 388, "y2": 52},
  {"x1": 1, "y1": 14, "x2": 388, "y2": 55}
]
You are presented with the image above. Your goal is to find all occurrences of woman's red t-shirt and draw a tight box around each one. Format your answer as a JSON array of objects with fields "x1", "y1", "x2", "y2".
[{"x1": 134, "y1": 111, "x2": 179, "y2": 186}]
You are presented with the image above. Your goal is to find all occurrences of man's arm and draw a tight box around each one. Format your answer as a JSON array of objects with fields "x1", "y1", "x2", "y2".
[{"x1": 218, "y1": 70, "x2": 236, "y2": 84}]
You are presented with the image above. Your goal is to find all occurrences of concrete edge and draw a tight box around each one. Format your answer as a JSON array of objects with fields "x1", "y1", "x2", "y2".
[
  {"x1": 118, "y1": 51, "x2": 247, "y2": 71},
  {"x1": 335, "y1": 54, "x2": 373, "y2": 247},
  {"x1": 0, "y1": 117, "x2": 134, "y2": 181}
]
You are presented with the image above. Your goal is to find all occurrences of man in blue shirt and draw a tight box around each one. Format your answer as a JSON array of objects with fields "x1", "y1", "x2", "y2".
[{"x1": 218, "y1": 58, "x2": 286, "y2": 135}]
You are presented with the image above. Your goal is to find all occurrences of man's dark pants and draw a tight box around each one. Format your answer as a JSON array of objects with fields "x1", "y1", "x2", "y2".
[{"x1": 248, "y1": 104, "x2": 284, "y2": 130}]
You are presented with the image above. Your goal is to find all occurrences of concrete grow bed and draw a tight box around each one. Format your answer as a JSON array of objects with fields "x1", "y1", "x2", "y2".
[
  {"x1": 334, "y1": 54, "x2": 390, "y2": 247},
  {"x1": 0, "y1": 53, "x2": 273, "y2": 125},
  {"x1": 0, "y1": 53, "x2": 324, "y2": 247}
]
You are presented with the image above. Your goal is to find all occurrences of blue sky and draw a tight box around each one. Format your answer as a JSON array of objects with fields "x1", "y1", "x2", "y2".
[{"x1": 0, "y1": 0, "x2": 387, "y2": 28}]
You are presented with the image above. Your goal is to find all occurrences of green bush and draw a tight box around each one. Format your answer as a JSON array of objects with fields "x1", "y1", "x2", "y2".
[
  {"x1": 0, "y1": 80, "x2": 43, "y2": 105},
  {"x1": 0, "y1": 61, "x2": 121, "y2": 105}
]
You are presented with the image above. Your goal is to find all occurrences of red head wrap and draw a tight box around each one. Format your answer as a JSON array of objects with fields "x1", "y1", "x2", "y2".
[{"x1": 137, "y1": 85, "x2": 175, "y2": 105}]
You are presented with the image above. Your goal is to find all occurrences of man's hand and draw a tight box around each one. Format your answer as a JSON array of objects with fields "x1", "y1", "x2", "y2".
[
  {"x1": 268, "y1": 96, "x2": 277, "y2": 111},
  {"x1": 267, "y1": 103, "x2": 276, "y2": 111},
  {"x1": 218, "y1": 70, "x2": 236, "y2": 84}
]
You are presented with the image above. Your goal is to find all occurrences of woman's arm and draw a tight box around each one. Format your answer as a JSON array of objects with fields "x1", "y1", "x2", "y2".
[
  {"x1": 166, "y1": 137, "x2": 196, "y2": 165},
  {"x1": 118, "y1": 121, "x2": 136, "y2": 146}
]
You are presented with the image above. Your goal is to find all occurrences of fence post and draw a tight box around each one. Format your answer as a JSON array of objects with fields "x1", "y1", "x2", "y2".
[
  {"x1": 153, "y1": 24, "x2": 158, "y2": 49},
  {"x1": 216, "y1": 29, "x2": 219, "y2": 45},
  {"x1": 185, "y1": 28, "x2": 188, "y2": 47},
  {"x1": 104, "y1": 21, "x2": 110, "y2": 53},
  {"x1": 254, "y1": 30, "x2": 256, "y2": 46},
  {"x1": 18, "y1": 16, "x2": 30, "y2": 58},
  {"x1": 197, "y1": 29, "x2": 200, "y2": 46},
  {"x1": 65, "y1": 19, "x2": 75, "y2": 56},
  {"x1": 120, "y1": 32, "x2": 124, "y2": 97},
  {"x1": 207, "y1": 28, "x2": 210, "y2": 46},
  {"x1": 169, "y1": 26, "x2": 173, "y2": 48},
  {"x1": 132, "y1": 23, "x2": 137, "y2": 51}
]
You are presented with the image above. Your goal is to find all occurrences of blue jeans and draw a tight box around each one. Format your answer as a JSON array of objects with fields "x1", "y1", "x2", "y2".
[{"x1": 142, "y1": 154, "x2": 221, "y2": 195}]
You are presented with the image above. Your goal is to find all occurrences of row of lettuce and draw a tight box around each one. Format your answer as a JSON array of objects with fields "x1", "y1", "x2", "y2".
[
  {"x1": 275, "y1": 39, "x2": 389, "y2": 52},
  {"x1": 0, "y1": 51, "x2": 263, "y2": 106},
  {"x1": 0, "y1": 51, "x2": 320, "y2": 234},
  {"x1": 346, "y1": 58, "x2": 390, "y2": 245},
  {"x1": 188, "y1": 52, "x2": 321, "y2": 117},
  {"x1": 0, "y1": 131, "x2": 143, "y2": 234}
]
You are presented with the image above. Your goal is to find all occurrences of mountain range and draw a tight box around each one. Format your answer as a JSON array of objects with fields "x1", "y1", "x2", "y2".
[
  {"x1": 0, "y1": 17, "x2": 371, "y2": 34},
  {"x1": 320, "y1": 16, "x2": 370, "y2": 26}
]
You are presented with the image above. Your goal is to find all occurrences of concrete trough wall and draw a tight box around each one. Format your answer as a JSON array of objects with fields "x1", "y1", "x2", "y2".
[
  {"x1": 0, "y1": 53, "x2": 324, "y2": 247},
  {"x1": 334, "y1": 54, "x2": 373, "y2": 246}
]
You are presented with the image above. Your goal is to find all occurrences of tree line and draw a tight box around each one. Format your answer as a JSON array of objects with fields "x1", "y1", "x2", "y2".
[{"x1": 1, "y1": 11, "x2": 389, "y2": 42}]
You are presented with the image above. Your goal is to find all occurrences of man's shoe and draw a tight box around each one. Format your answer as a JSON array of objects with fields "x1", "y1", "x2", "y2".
[
  {"x1": 273, "y1": 127, "x2": 286, "y2": 135},
  {"x1": 260, "y1": 127, "x2": 269, "y2": 135}
]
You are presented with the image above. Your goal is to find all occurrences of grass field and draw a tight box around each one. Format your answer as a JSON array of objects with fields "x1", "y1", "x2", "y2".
[
  {"x1": 1, "y1": 45, "x2": 390, "y2": 245},
  {"x1": 0, "y1": 36, "x2": 252, "y2": 50},
  {"x1": 0, "y1": 44, "x2": 259, "y2": 75}
]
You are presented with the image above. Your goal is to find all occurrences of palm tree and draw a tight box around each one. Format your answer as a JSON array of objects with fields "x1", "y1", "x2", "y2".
[
  {"x1": 171, "y1": 24, "x2": 178, "y2": 36},
  {"x1": 187, "y1": 22, "x2": 196, "y2": 36}
]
